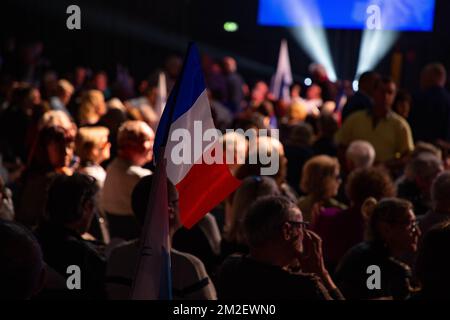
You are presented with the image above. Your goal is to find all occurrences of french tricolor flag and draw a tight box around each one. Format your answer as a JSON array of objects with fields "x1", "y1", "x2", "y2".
[
  {"x1": 154, "y1": 43, "x2": 242, "y2": 229},
  {"x1": 132, "y1": 44, "x2": 240, "y2": 300}
]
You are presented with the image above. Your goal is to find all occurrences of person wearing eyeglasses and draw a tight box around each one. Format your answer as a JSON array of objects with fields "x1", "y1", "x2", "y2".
[
  {"x1": 298, "y1": 155, "x2": 347, "y2": 224},
  {"x1": 217, "y1": 195, "x2": 343, "y2": 300},
  {"x1": 313, "y1": 167, "x2": 396, "y2": 274},
  {"x1": 335, "y1": 198, "x2": 421, "y2": 300}
]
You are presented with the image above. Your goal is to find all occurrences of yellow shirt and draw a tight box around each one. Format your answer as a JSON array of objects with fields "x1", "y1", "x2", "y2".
[{"x1": 335, "y1": 110, "x2": 414, "y2": 162}]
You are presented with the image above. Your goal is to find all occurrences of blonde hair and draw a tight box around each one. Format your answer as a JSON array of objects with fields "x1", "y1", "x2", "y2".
[
  {"x1": 225, "y1": 176, "x2": 280, "y2": 244},
  {"x1": 301, "y1": 155, "x2": 339, "y2": 196},
  {"x1": 78, "y1": 90, "x2": 106, "y2": 125},
  {"x1": 57, "y1": 79, "x2": 74, "y2": 95},
  {"x1": 39, "y1": 110, "x2": 74, "y2": 131},
  {"x1": 288, "y1": 101, "x2": 308, "y2": 122},
  {"x1": 117, "y1": 120, "x2": 154, "y2": 150},
  {"x1": 107, "y1": 98, "x2": 126, "y2": 112},
  {"x1": 75, "y1": 126, "x2": 110, "y2": 163}
]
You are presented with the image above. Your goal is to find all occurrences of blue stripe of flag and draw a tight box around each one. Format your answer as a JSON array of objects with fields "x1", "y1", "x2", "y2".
[{"x1": 154, "y1": 43, "x2": 206, "y2": 159}]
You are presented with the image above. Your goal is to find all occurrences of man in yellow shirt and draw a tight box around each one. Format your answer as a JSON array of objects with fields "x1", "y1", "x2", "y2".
[{"x1": 335, "y1": 77, "x2": 414, "y2": 165}]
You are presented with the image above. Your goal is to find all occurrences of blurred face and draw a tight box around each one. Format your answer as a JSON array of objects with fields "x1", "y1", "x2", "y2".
[
  {"x1": 168, "y1": 185, "x2": 180, "y2": 227},
  {"x1": 30, "y1": 88, "x2": 41, "y2": 106},
  {"x1": 75, "y1": 67, "x2": 87, "y2": 85},
  {"x1": 324, "y1": 167, "x2": 341, "y2": 199},
  {"x1": 306, "y1": 85, "x2": 321, "y2": 100},
  {"x1": 94, "y1": 73, "x2": 108, "y2": 92},
  {"x1": 134, "y1": 129, "x2": 155, "y2": 166},
  {"x1": 291, "y1": 85, "x2": 301, "y2": 98},
  {"x1": 373, "y1": 81, "x2": 396, "y2": 114},
  {"x1": 48, "y1": 140, "x2": 72, "y2": 168},
  {"x1": 251, "y1": 82, "x2": 268, "y2": 102},
  {"x1": 283, "y1": 208, "x2": 306, "y2": 256},
  {"x1": 95, "y1": 96, "x2": 107, "y2": 116},
  {"x1": 223, "y1": 57, "x2": 236, "y2": 74},
  {"x1": 62, "y1": 90, "x2": 73, "y2": 106},
  {"x1": 395, "y1": 100, "x2": 411, "y2": 119},
  {"x1": 384, "y1": 209, "x2": 421, "y2": 254},
  {"x1": 95, "y1": 139, "x2": 111, "y2": 164}
]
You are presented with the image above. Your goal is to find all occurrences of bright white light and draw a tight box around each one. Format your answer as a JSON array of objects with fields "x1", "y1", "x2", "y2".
[
  {"x1": 352, "y1": 80, "x2": 359, "y2": 92},
  {"x1": 286, "y1": 2, "x2": 337, "y2": 82},
  {"x1": 291, "y1": 26, "x2": 337, "y2": 82},
  {"x1": 304, "y1": 77, "x2": 312, "y2": 86},
  {"x1": 355, "y1": 29, "x2": 399, "y2": 80}
]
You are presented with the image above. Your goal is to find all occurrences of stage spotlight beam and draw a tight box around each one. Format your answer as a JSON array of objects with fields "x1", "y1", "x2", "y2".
[
  {"x1": 355, "y1": 29, "x2": 399, "y2": 80},
  {"x1": 285, "y1": 1, "x2": 337, "y2": 82}
]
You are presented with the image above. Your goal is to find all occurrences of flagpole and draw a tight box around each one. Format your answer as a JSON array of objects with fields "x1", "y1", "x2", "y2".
[
  {"x1": 130, "y1": 146, "x2": 171, "y2": 300},
  {"x1": 131, "y1": 42, "x2": 198, "y2": 300}
]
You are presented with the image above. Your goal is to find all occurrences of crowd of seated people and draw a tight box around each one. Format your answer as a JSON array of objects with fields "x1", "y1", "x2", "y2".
[{"x1": 2, "y1": 38, "x2": 450, "y2": 300}]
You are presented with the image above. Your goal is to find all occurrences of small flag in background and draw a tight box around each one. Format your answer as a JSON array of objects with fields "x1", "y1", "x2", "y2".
[
  {"x1": 270, "y1": 39, "x2": 293, "y2": 102},
  {"x1": 155, "y1": 72, "x2": 167, "y2": 117},
  {"x1": 154, "y1": 43, "x2": 241, "y2": 229}
]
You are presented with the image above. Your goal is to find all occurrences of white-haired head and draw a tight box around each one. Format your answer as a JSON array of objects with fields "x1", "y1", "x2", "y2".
[{"x1": 346, "y1": 140, "x2": 376, "y2": 171}]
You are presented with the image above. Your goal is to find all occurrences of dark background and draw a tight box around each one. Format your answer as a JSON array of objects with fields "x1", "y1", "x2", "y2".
[{"x1": 1, "y1": 0, "x2": 450, "y2": 91}]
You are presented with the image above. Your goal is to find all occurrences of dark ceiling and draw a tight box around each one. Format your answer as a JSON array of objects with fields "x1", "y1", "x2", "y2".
[{"x1": 1, "y1": 0, "x2": 450, "y2": 91}]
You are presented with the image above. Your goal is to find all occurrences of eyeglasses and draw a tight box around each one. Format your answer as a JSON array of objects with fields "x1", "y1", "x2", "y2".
[
  {"x1": 287, "y1": 220, "x2": 309, "y2": 229},
  {"x1": 405, "y1": 220, "x2": 419, "y2": 233},
  {"x1": 388, "y1": 219, "x2": 419, "y2": 233}
]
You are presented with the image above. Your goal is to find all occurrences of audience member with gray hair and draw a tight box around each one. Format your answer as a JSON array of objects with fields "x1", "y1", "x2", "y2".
[
  {"x1": 218, "y1": 195, "x2": 344, "y2": 300},
  {"x1": 419, "y1": 171, "x2": 450, "y2": 236},
  {"x1": 397, "y1": 152, "x2": 443, "y2": 216},
  {"x1": 345, "y1": 140, "x2": 376, "y2": 172}
]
